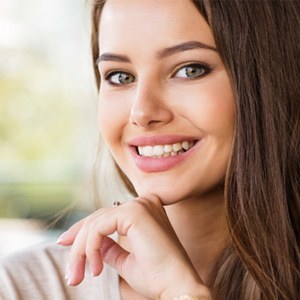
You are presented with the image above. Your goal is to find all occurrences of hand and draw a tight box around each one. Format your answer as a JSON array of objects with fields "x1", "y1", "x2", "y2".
[{"x1": 57, "y1": 195, "x2": 211, "y2": 299}]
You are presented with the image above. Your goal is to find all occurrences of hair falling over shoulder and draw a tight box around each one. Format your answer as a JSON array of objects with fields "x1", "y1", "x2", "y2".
[{"x1": 90, "y1": 0, "x2": 300, "y2": 299}]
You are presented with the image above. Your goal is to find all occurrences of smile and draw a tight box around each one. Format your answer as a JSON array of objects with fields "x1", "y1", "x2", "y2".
[
  {"x1": 136, "y1": 141, "x2": 195, "y2": 158},
  {"x1": 128, "y1": 135, "x2": 199, "y2": 172}
]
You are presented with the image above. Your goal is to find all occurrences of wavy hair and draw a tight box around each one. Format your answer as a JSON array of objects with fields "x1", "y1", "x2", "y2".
[{"x1": 90, "y1": 1, "x2": 300, "y2": 299}]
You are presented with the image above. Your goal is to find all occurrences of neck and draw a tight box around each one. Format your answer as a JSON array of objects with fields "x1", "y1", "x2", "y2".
[{"x1": 165, "y1": 187, "x2": 229, "y2": 284}]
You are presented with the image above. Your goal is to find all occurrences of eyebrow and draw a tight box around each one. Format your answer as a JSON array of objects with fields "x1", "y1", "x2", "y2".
[
  {"x1": 157, "y1": 41, "x2": 218, "y2": 59},
  {"x1": 96, "y1": 53, "x2": 131, "y2": 64},
  {"x1": 96, "y1": 40, "x2": 217, "y2": 65}
]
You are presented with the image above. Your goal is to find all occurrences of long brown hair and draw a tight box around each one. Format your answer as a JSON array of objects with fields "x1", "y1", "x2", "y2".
[{"x1": 90, "y1": 1, "x2": 300, "y2": 299}]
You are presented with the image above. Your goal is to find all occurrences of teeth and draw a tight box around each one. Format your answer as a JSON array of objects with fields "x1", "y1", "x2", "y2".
[
  {"x1": 153, "y1": 145, "x2": 164, "y2": 156},
  {"x1": 182, "y1": 141, "x2": 189, "y2": 150},
  {"x1": 138, "y1": 146, "x2": 143, "y2": 156},
  {"x1": 164, "y1": 145, "x2": 172, "y2": 153},
  {"x1": 143, "y1": 146, "x2": 153, "y2": 157},
  {"x1": 172, "y1": 143, "x2": 182, "y2": 152},
  {"x1": 137, "y1": 141, "x2": 195, "y2": 158}
]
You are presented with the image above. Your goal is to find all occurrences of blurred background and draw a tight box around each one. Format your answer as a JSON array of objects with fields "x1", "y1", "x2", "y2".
[{"x1": 0, "y1": 0, "x2": 99, "y2": 256}]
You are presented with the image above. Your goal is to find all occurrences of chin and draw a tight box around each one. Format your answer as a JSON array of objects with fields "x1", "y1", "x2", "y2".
[
  {"x1": 132, "y1": 177, "x2": 226, "y2": 206},
  {"x1": 133, "y1": 184, "x2": 191, "y2": 206}
]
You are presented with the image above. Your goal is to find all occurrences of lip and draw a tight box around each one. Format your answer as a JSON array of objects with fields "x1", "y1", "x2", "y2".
[{"x1": 128, "y1": 135, "x2": 200, "y2": 172}]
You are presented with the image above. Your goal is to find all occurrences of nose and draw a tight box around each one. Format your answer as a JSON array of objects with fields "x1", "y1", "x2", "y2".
[{"x1": 129, "y1": 82, "x2": 173, "y2": 128}]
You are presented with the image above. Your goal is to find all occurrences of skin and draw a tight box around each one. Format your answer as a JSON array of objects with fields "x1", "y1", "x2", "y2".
[
  {"x1": 98, "y1": 0, "x2": 234, "y2": 205},
  {"x1": 58, "y1": 0, "x2": 235, "y2": 299}
]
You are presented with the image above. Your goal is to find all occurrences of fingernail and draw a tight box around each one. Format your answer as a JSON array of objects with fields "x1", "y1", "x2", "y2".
[
  {"x1": 65, "y1": 264, "x2": 70, "y2": 281},
  {"x1": 67, "y1": 270, "x2": 74, "y2": 286},
  {"x1": 57, "y1": 232, "x2": 67, "y2": 244},
  {"x1": 67, "y1": 278, "x2": 72, "y2": 286},
  {"x1": 89, "y1": 265, "x2": 96, "y2": 277}
]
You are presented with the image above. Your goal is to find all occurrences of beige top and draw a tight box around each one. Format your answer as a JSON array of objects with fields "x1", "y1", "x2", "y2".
[{"x1": 0, "y1": 242, "x2": 121, "y2": 300}]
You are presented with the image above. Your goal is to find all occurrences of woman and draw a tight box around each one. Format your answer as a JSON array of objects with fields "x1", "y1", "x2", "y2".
[{"x1": 1, "y1": 0, "x2": 299, "y2": 299}]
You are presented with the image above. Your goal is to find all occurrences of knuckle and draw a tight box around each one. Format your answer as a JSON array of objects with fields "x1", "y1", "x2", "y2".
[
  {"x1": 123, "y1": 196, "x2": 162, "y2": 217},
  {"x1": 131, "y1": 198, "x2": 150, "y2": 214}
]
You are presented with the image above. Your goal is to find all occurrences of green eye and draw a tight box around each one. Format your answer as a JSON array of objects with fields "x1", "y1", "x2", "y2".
[
  {"x1": 175, "y1": 64, "x2": 209, "y2": 79},
  {"x1": 106, "y1": 72, "x2": 135, "y2": 85}
]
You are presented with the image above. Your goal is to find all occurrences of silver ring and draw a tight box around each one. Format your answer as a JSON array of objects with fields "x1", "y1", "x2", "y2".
[{"x1": 112, "y1": 201, "x2": 121, "y2": 207}]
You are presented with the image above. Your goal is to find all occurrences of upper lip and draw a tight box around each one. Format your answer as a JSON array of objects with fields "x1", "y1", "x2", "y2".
[{"x1": 128, "y1": 135, "x2": 198, "y2": 147}]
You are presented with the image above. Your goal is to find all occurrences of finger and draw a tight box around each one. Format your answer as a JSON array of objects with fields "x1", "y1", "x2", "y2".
[
  {"x1": 85, "y1": 230, "x2": 104, "y2": 277},
  {"x1": 85, "y1": 216, "x2": 128, "y2": 277},
  {"x1": 57, "y1": 218, "x2": 87, "y2": 245},
  {"x1": 82, "y1": 209, "x2": 130, "y2": 277},
  {"x1": 100, "y1": 236, "x2": 129, "y2": 278},
  {"x1": 66, "y1": 254, "x2": 86, "y2": 286},
  {"x1": 66, "y1": 223, "x2": 90, "y2": 286},
  {"x1": 66, "y1": 207, "x2": 115, "y2": 285},
  {"x1": 57, "y1": 207, "x2": 114, "y2": 246}
]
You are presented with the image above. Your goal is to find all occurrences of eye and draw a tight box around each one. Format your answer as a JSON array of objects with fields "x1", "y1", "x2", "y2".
[
  {"x1": 105, "y1": 71, "x2": 135, "y2": 85},
  {"x1": 174, "y1": 64, "x2": 210, "y2": 79}
]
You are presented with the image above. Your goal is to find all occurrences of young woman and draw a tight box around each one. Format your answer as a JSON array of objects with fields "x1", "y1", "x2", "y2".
[{"x1": 1, "y1": 1, "x2": 299, "y2": 299}]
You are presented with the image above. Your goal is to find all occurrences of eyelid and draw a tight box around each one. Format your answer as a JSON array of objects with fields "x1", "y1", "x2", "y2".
[
  {"x1": 104, "y1": 70, "x2": 136, "y2": 85},
  {"x1": 104, "y1": 70, "x2": 131, "y2": 80},
  {"x1": 171, "y1": 62, "x2": 212, "y2": 78},
  {"x1": 101, "y1": 62, "x2": 212, "y2": 84}
]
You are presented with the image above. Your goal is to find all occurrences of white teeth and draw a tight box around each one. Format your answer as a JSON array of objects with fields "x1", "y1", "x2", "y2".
[
  {"x1": 152, "y1": 145, "x2": 164, "y2": 156},
  {"x1": 138, "y1": 146, "x2": 143, "y2": 156},
  {"x1": 164, "y1": 145, "x2": 172, "y2": 153},
  {"x1": 182, "y1": 141, "x2": 189, "y2": 150},
  {"x1": 143, "y1": 146, "x2": 153, "y2": 157},
  {"x1": 172, "y1": 143, "x2": 182, "y2": 152},
  {"x1": 137, "y1": 140, "x2": 195, "y2": 158}
]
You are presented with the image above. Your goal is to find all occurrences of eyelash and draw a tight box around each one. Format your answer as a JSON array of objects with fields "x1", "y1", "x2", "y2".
[
  {"x1": 103, "y1": 63, "x2": 212, "y2": 86},
  {"x1": 173, "y1": 63, "x2": 212, "y2": 79},
  {"x1": 104, "y1": 71, "x2": 135, "y2": 86}
]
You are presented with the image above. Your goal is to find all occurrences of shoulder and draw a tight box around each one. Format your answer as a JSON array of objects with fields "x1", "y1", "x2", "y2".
[
  {"x1": 0, "y1": 242, "x2": 120, "y2": 300},
  {"x1": 1, "y1": 241, "x2": 68, "y2": 272},
  {"x1": 0, "y1": 242, "x2": 68, "y2": 288}
]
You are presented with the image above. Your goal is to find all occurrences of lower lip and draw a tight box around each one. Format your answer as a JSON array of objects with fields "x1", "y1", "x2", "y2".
[{"x1": 130, "y1": 141, "x2": 199, "y2": 172}]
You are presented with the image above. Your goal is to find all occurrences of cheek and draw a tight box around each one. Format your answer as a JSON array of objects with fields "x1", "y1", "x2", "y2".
[
  {"x1": 98, "y1": 97, "x2": 128, "y2": 147},
  {"x1": 200, "y1": 97, "x2": 234, "y2": 138},
  {"x1": 210, "y1": 86, "x2": 235, "y2": 139},
  {"x1": 177, "y1": 76, "x2": 235, "y2": 137}
]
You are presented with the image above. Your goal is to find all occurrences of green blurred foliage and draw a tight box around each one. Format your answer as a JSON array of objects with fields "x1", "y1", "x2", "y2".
[
  {"x1": 0, "y1": 62, "x2": 82, "y2": 222},
  {"x1": 0, "y1": 0, "x2": 96, "y2": 224},
  {"x1": 0, "y1": 182, "x2": 72, "y2": 219},
  {"x1": 0, "y1": 60, "x2": 77, "y2": 161}
]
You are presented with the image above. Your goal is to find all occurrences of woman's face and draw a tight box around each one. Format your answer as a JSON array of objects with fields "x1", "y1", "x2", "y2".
[{"x1": 97, "y1": 0, "x2": 235, "y2": 204}]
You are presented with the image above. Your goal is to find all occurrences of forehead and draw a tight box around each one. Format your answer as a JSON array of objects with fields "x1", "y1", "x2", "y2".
[{"x1": 99, "y1": 0, "x2": 215, "y2": 55}]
